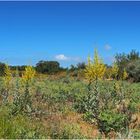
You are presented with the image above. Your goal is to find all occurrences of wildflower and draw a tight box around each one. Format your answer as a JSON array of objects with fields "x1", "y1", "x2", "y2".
[
  {"x1": 21, "y1": 66, "x2": 36, "y2": 112},
  {"x1": 84, "y1": 55, "x2": 93, "y2": 82},
  {"x1": 22, "y1": 66, "x2": 36, "y2": 83},
  {"x1": 122, "y1": 69, "x2": 128, "y2": 80},
  {"x1": 85, "y1": 49, "x2": 106, "y2": 82},
  {"x1": 111, "y1": 62, "x2": 119, "y2": 79}
]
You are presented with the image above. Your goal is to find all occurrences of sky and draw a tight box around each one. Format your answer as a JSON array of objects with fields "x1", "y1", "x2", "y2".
[{"x1": 0, "y1": 1, "x2": 140, "y2": 67}]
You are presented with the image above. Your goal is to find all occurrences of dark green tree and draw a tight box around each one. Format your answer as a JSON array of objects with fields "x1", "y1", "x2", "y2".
[
  {"x1": 0, "y1": 62, "x2": 6, "y2": 76},
  {"x1": 69, "y1": 65, "x2": 77, "y2": 72},
  {"x1": 127, "y1": 50, "x2": 139, "y2": 61},
  {"x1": 36, "y1": 60, "x2": 60, "y2": 74},
  {"x1": 77, "y1": 62, "x2": 86, "y2": 69},
  {"x1": 127, "y1": 59, "x2": 140, "y2": 82},
  {"x1": 115, "y1": 50, "x2": 140, "y2": 81}
]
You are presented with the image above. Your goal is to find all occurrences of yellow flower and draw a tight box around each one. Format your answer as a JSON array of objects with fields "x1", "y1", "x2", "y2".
[
  {"x1": 22, "y1": 66, "x2": 36, "y2": 83},
  {"x1": 122, "y1": 69, "x2": 128, "y2": 80},
  {"x1": 85, "y1": 48, "x2": 106, "y2": 82},
  {"x1": 111, "y1": 62, "x2": 119, "y2": 79}
]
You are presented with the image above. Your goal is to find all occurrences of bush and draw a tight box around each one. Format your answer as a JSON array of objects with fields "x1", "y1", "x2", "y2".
[
  {"x1": 115, "y1": 50, "x2": 140, "y2": 82},
  {"x1": 127, "y1": 59, "x2": 140, "y2": 82},
  {"x1": 98, "y1": 110, "x2": 128, "y2": 136},
  {"x1": 0, "y1": 107, "x2": 47, "y2": 139}
]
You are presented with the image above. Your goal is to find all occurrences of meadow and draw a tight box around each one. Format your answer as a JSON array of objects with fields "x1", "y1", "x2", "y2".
[
  {"x1": 1, "y1": 1, "x2": 140, "y2": 139},
  {"x1": 0, "y1": 50, "x2": 140, "y2": 139}
]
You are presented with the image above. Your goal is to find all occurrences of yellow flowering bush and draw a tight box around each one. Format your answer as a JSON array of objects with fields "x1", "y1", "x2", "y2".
[
  {"x1": 20, "y1": 66, "x2": 36, "y2": 113},
  {"x1": 22, "y1": 66, "x2": 36, "y2": 83},
  {"x1": 85, "y1": 49, "x2": 106, "y2": 82},
  {"x1": 111, "y1": 62, "x2": 119, "y2": 79},
  {"x1": 122, "y1": 69, "x2": 128, "y2": 80}
]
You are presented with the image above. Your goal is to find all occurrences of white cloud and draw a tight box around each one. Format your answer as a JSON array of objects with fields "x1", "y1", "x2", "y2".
[
  {"x1": 55, "y1": 54, "x2": 69, "y2": 61},
  {"x1": 55, "y1": 54, "x2": 82, "y2": 62},
  {"x1": 104, "y1": 44, "x2": 112, "y2": 51}
]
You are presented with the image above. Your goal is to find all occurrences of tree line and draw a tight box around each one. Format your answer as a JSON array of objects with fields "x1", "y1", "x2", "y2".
[
  {"x1": 0, "y1": 61, "x2": 86, "y2": 76},
  {"x1": 0, "y1": 61, "x2": 64, "y2": 76},
  {"x1": 0, "y1": 50, "x2": 139, "y2": 82}
]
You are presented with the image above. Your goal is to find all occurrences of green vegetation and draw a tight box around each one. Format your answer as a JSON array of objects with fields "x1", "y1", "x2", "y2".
[
  {"x1": 0, "y1": 49, "x2": 139, "y2": 139},
  {"x1": 115, "y1": 50, "x2": 140, "y2": 82}
]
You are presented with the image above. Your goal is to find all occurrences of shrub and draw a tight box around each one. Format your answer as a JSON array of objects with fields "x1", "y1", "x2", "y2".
[
  {"x1": 0, "y1": 107, "x2": 47, "y2": 139},
  {"x1": 115, "y1": 50, "x2": 140, "y2": 82},
  {"x1": 127, "y1": 59, "x2": 140, "y2": 82},
  {"x1": 98, "y1": 110, "x2": 128, "y2": 136}
]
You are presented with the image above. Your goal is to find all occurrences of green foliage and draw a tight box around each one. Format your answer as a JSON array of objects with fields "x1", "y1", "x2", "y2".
[
  {"x1": 127, "y1": 59, "x2": 140, "y2": 82},
  {"x1": 127, "y1": 50, "x2": 139, "y2": 61},
  {"x1": 36, "y1": 60, "x2": 60, "y2": 74},
  {"x1": 0, "y1": 49, "x2": 139, "y2": 139},
  {"x1": 132, "y1": 129, "x2": 140, "y2": 139},
  {"x1": 98, "y1": 110, "x2": 128, "y2": 135},
  {"x1": 0, "y1": 106, "x2": 46, "y2": 139},
  {"x1": 0, "y1": 62, "x2": 6, "y2": 76},
  {"x1": 77, "y1": 62, "x2": 86, "y2": 69},
  {"x1": 115, "y1": 50, "x2": 140, "y2": 81},
  {"x1": 0, "y1": 70, "x2": 139, "y2": 139},
  {"x1": 82, "y1": 50, "x2": 138, "y2": 137}
]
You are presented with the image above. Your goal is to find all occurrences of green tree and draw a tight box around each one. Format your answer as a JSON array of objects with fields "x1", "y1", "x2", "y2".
[
  {"x1": 69, "y1": 65, "x2": 77, "y2": 72},
  {"x1": 127, "y1": 50, "x2": 139, "y2": 61},
  {"x1": 0, "y1": 62, "x2": 6, "y2": 76},
  {"x1": 115, "y1": 50, "x2": 140, "y2": 81},
  {"x1": 36, "y1": 60, "x2": 60, "y2": 74},
  {"x1": 77, "y1": 62, "x2": 86, "y2": 70},
  {"x1": 127, "y1": 59, "x2": 140, "y2": 82}
]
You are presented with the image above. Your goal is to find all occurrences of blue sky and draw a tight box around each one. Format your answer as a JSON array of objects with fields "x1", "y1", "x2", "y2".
[{"x1": 0, "y1": 1, "x2": 140, "y2": 67}]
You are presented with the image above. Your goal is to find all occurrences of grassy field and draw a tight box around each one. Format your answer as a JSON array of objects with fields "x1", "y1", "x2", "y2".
[
  {"x1": 0, "y1": 74, "x2": 140, "y2": 139},
  {"x1": 1, "y1": 1, "x2": 140, "y2": 139}
]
